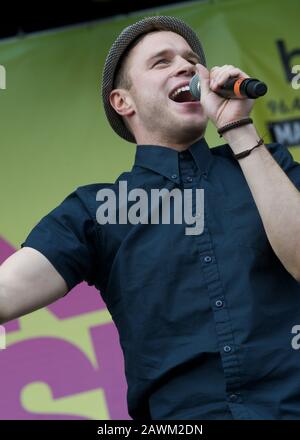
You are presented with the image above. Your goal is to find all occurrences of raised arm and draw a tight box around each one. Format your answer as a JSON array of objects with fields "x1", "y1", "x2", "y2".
[{"x1": 223, "y1": 124, "x2": 300, "y2": 282}]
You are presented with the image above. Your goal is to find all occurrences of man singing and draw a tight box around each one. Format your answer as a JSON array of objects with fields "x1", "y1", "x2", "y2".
[{"x1": 1, "y1": 16, "x2": 300, "y2": 420}]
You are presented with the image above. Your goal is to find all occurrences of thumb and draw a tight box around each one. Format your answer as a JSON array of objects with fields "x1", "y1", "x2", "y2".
[{"x1": 195, "y1": 63, "x2": 211, "y2": 98}]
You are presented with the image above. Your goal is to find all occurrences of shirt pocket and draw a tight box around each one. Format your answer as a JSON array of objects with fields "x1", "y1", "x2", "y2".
[{"x1": 224, "y1": 195, "x2": 272, "y2": 255}]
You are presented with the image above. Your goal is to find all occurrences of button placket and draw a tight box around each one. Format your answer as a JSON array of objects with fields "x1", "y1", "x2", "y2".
[
  {"x1": 198, "y1": 228, "x2": 243, "y2": 415},
  {"x1": 179, "y1": 150, "x2": 244, "y2": 417}
]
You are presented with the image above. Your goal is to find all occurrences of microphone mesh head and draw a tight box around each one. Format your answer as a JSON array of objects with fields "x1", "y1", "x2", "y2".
[{"x1": 189, "y1": 74, "x2": 200, "y2": 101}]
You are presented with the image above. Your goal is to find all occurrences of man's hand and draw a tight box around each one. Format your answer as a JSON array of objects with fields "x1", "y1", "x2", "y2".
[{"x1": 196, "y1": 63, "x2": 255, "y2": 129}]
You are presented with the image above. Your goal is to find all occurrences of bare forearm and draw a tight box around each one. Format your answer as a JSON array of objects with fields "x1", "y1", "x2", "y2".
[
  {"x1": 0, "y1": 248, "x2": 68, "y2": 324},
  {"x1": 223, "y1": 124, "x2": 300, "y2": 281}
]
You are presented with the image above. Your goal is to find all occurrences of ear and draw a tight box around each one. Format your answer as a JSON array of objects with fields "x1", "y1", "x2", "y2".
[{"x1": 109, "y1": 89, "x2": 135, "y2": 117}]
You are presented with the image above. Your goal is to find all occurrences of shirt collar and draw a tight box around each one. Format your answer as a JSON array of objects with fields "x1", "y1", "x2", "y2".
[{"x1": 133, "y1": 137, "x2": 213, "y2": 182}]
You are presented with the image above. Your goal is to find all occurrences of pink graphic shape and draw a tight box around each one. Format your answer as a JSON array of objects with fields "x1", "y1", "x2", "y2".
[{"x1": 0, "y1": 324, "x2": 129, "y2": 419}]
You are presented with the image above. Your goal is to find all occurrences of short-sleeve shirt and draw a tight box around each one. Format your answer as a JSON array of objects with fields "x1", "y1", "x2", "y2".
[{"x1": 21, "y1": 137, "x2": 300, "y2": 420}]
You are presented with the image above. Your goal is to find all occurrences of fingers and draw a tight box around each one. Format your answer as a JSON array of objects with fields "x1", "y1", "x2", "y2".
[{"x1": 209, "y1": 65, "x2": 249, "y2": 91}]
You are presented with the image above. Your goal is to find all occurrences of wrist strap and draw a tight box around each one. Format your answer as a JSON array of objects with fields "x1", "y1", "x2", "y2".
[
  {"x1": 233, "y1": 138, "x2": 264, "y2": 160},
  {"x1": 218, "y1": 117, "x2": 253, "y2": 137}
]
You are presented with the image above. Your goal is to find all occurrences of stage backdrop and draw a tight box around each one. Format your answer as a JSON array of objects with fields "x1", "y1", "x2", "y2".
[{"x1": 0, "y1": 0, "x2": 299, "y2": 419}]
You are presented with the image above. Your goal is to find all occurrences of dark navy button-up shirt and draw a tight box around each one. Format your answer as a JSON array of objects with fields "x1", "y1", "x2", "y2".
[{"x1": 21, "y1": 138, "x2": 300, "y2": 420}]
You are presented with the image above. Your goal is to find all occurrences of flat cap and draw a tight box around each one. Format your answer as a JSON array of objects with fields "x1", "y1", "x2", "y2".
[{"x1": 101, "y1": 16, "x2": 206, "y2": 143}]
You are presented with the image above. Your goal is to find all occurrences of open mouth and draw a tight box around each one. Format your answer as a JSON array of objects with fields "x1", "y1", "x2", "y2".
[{"x1": 169, "y1": 85, "x2": 197, "y2": 103}]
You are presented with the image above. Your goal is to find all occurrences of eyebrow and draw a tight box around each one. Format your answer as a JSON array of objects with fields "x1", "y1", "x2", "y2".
[{"x1": 147, "y1": 49, "x2": 201, "y2": 64}]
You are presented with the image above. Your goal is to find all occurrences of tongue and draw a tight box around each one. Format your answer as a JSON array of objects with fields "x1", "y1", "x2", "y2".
[{"x1": 174, "y1": 90, "x2": 195, "y2": 103}]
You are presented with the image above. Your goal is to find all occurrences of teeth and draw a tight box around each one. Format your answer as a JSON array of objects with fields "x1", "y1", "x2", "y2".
[{"x1": 170, "y1": 85, "x2": 190, "y2": 100}]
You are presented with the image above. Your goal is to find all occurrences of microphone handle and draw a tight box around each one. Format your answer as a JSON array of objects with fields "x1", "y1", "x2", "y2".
[{"x1": 218, "y1": 77, "x2": 268, "y2": 99}]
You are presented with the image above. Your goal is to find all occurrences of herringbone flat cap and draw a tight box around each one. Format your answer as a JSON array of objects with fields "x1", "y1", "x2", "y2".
[{"x1": 101, "y1": 16, "x2": 206, "y2": 143}]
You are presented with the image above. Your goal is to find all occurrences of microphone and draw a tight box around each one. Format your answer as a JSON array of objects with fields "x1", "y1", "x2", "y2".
[{"x1": 189, "y1": 74, "x2": 268, "y2": 100}]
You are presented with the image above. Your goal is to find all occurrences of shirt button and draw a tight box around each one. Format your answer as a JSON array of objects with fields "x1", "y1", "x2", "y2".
[
  {"x1": 204, "y1": 256, "x2": 212, "y2": 263},
  {"x1": 223, "y1": 345, "x2": 232, "y2": 353},
  {"x1": 229, "y1": 393, "x2": 239, "y2": 402},
  {"x1": 215, "y1": 299, "x2": 224, "y2": 308},
  {"x1": 171, "y1": 174, "x2": 178, "y2": 179},
  {"x1": 179, "y1": 152, "x2": 186, "y2": 159},
  {"x1": 186, "y1": 176, "x2": 193, "y2": 183}
]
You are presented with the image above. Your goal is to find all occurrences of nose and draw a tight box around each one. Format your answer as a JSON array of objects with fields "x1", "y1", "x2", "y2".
[{"x1": 174, "y1": 56, "x2": 196, "y2": 77}]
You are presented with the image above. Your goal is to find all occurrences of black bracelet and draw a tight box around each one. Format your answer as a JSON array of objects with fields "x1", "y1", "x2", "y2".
[
  {"x1": 233, "y1": 138, "x2": 264, "y2": 160},
  {"x1": 218, "y1": 117, "x2": 253, "y2": 137}
]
